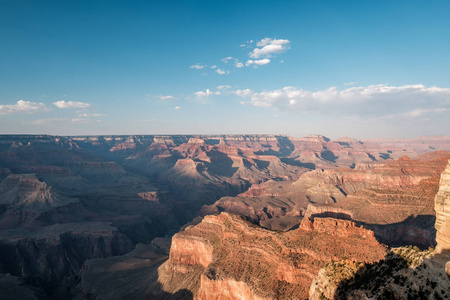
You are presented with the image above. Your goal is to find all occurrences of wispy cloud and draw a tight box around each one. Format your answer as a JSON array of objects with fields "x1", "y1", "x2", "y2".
[
  {"x1": 217, "y1": 85, "x2": 231, "y2": 90},
  {"x1": 0, "y1": 100, "x2": 48, "y2": 114},
  {"x1": 245, "y1": 59, "x2": 271, "y2": 67},
  {"x1": 216, "y1": 69, "x2": 230, "y2": 75},
  {"x1": 174, "y1": 106, "x2": 181, "y2": 110},
  {"x1": 234, "y1": 84, "x2": 450, "y2": 118},
  {"x1": 240, "y1": 40, "x2": 253, "y2": 48},
  {"x1": 221, "y1": 57, "x2": 233, "y2": 63},
  {"x1": 190, "y1": 63, "x2": 206, "y2": 70},
  {"x1": 193, "y1": 89, "x2": 221, "y2": 97},
  {"x1": 76, "y1": 112, "x2": 106, "y2": 117},
  {"x1": 158, "y1": 95, "x2": 174, "y2": 100},
  {"x1": 249, "y1": 38, "x2": 291, "y2": 59},
  {"x1": 32, "y1": 118, "x2": 94, "y2": 125},
  {"x1": 53, "y1": 100, "x2": 91, "y2": 109},
  {"x1": 191, "y1": 37, "x2": 289, "y2": 74}
]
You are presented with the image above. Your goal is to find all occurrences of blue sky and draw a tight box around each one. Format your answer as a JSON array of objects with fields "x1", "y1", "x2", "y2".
[{"x1": 1, "y1": 0, "x2": 450, "y2": 138}]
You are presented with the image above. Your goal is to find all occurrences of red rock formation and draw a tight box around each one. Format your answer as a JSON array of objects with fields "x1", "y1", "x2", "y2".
[{"x1": 157, "y1": 213, "x2": 386, "y2": 299}]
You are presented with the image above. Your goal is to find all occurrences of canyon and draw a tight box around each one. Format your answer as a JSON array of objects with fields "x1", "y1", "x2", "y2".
[{"x1": 0, "y1": 134, "x2": 449, "y2": 299}]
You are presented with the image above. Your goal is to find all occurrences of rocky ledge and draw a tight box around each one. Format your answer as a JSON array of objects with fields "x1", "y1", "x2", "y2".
[{"x1": 154, "y1": 212, "x2": 386, "y2": 299}]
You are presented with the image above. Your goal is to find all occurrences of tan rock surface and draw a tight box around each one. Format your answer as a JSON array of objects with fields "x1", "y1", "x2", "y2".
[
  {"x1": 157, "y1": 212, "x2": 386, "y2": 299},
  {"x1": 435, "y1": 159, "x2": 450, "y2": 252}
]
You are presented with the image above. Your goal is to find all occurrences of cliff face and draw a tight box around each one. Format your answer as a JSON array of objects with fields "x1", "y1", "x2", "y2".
[
  {"x1": 155, "y1": 213, "x2": 386, "y2": 299},
  {"x1": 201, "y1": 152, "x2": 450, "y2": 243},
  {"x1": 309, "y1": 159, "x2": 450, "y2": 300},
  {"x1": 309, "y1": 247, "x2": 450, "y2": 300},
  {"x1": 435, "y1": 160, "x2": 450, "y2": 252},
  {"x1": 0, "y1": 222, "x2": 134, "y2": 298},
  {"x1": 0, "y1": 134, "x2": 449, "y2": 298}
]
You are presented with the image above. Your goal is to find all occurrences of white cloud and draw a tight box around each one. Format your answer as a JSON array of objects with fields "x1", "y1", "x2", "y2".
[
  {"x1": 190, "y1": 63, "x2": 205, "y2": 70},
  {"x1": 233, "y1": 89, "x2": 254, "y2": 98},
  {"x1": 216, "y1": 69, "x2": 230, "y2": 75},
  {"x1": 245, "y1": 59, "x2": 271, "y2": 67},
  {"x1": 193, "y1": 89, "x2": 221, "y2": 97},
  {"x1": 217, "y1": 85, "x2": 231, "y2": 90},
  {"x1": 233, "y1": 84, "x2": 450, "y2": 118},
  {"x1": 77, "y1": 112, "x2": 106, "y2": 117},
  {"x1": 344, "y1": 82, "x2": 357, "y2": 86},
  {"x1": 249, "y1": 38, "x2": 291, "y2": 59},
  {"x1": 0, "y1": 100, "x2": 48, "y2": 114},
  {"x1": 158, "y1": 95, "x2": 174, "y2": 100},
  {"x1": 53, "y1": 100, "x2": 91, "y2": 109},
  {"x1": 240, "y1": 40, "x2": 254, "y2": 48},
  {"x1": 174, "y1": 106, "x2": 181, "y2": 110},
  {"x1": 221, "y1": 57, "x2": 233, "y2": 63},
  {"x1": 211, "y1": 65, "x2": 217, "y2": 69},
  {"x1": 235, "y1": 62, "x2": 244, "y2": 68},
  {"x1": 71, "y1": 118, "x2": 90, "y2": 124}
]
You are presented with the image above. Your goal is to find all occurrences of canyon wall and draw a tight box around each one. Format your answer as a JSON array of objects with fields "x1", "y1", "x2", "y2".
[
  {"x1": 154, "y1": 213, "x2": 386, "y2": 299},
  {"x1": 435, "y1": 159, "x2": 450, "y2": 252}
]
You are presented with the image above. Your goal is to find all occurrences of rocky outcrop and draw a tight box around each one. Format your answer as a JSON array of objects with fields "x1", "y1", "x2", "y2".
[
  {"x1": 0, "y1": 222, "x2": 134, "y2": 298},
  {"x1": 309, "y1": 157, "x2": 450, "y2": 300},
  {"x1": 309, "y1": 247, "x2": 450, "y2": 300},
  {"x1": 0, "y1": 174, "x2": 75, "y2": 211},
  {"x1": 435, "y1": 159, "x2": 450, "y2": 252},
  {"x1": 156, "y1": 213, "x2": 386, "y2": 299},
  {"x1": 74, "y1": 242, "x2": 169, "y2": 300},
  {"x1": 202, "y1": 152, "x2": 450, "y2": 237}
]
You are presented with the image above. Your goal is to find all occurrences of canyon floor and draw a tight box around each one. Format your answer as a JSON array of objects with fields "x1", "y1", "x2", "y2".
[{"x1": 0, "y1": 134, "x2": 449, "y2": 299}]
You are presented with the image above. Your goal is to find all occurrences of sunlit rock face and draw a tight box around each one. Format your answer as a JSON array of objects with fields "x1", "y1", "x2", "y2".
[
  {"x1": 157, "y1": 212, "x2": 386, "y2": 299},
  {"x1": 435, "y1": 160, "x2": 450, "y2": 252}
]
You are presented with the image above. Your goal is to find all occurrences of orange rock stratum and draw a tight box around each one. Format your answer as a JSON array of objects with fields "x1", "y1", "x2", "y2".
[{"x1": 156, "y1": 213, "x2": 386, "y2": 299}]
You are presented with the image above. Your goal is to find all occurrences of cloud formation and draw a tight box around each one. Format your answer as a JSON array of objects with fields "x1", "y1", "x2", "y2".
[
  {"x1": 234, "y1": 84, "x2": 450, "y2": 118},
  {"x1": 77, "y1": 112, "x2": 106, "y2": 117},
  {"x1": 245, "y1": 59, "x2": 271, "y2": 67},
  {"x1": 190, "y1": 63, "x2": 205, "y2": 70},
  {"x1": 216, "y1": 69, "x2": 230, "y2": 75},
  {"x1": 158, "y1": 95, "x2": 174, "y2": 100},
  {"x1": 240, "y1": 40, "x2": 253, "y2": 48},
  {"x1": 193, "y1": 89, "x2": 221, "y2": 97},
  {"x1": 53, "y1": 100, "x2": 91, "y2": 109},
  {"x1": 249, "y1": 38, "x2": 291, "y2": 59},
  {"x1": 221, "y1": 57, "x2": 233, "y2": 63},
  {"x1": 0, "y1": 100, "x2": 48, "y2": 114}
]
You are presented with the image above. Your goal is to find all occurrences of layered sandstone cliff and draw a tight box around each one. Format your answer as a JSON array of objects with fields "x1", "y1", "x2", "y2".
[
  {"x1": 309, "y1": 159, "x2": 450, "y2": 300},
  {"x1": 153, "y1": 213, "x2": 386, "y2": 299},
  {"x1": 435, "y1": 159, "x2": 450, "y2": 252}
]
